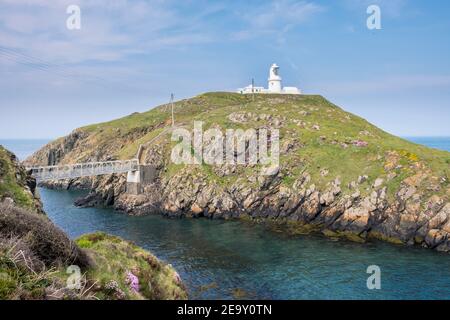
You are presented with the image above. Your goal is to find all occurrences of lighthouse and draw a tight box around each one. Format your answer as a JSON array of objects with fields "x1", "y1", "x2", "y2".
[
  {"x1": 268, "y1": 63, "x2": 282, "y2": 93},
  {"x1": 237, "y1": 63, "x2": 301, "y2": 95}
]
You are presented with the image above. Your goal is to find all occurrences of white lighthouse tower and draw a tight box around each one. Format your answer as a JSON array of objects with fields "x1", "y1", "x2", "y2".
[
  {"x1": 268, "y1": 63, "x2": 282, "y2": 93},
  {"x1": 237, "y1": 63, "x2": 301, "y2": 95}
]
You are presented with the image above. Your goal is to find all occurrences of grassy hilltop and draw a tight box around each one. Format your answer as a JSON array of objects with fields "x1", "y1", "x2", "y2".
[
  {"x1": 28, "y1": 92, "x2": 450, "y2": 202},
  {"x1": 26, "y1": 92, "x2": 450, "y2": 251}
]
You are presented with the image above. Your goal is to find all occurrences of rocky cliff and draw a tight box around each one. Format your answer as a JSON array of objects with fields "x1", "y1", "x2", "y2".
[{"x1": 26, "y1": 93, "x2": 450, "y2": 252}]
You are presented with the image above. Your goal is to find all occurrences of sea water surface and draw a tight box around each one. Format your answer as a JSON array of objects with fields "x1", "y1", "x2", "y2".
[{"x1": 1, "y1": 138, "x2": 450, "y2": 299}]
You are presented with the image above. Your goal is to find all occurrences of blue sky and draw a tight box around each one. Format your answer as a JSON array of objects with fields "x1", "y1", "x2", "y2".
[{"x1": 1, "y1": 0, "x2": 450, "y2": 138}]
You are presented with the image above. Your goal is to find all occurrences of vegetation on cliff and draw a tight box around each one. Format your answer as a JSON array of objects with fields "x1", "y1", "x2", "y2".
[
  {"x1": 0, "y1": 145, "x2": 41, "y2": 211},
  {"x1": 76, "y1": 232, "x2": 187, "y2": 300},
  {"x1": 0, "y1": 203, "x2": 88, "y2": 299},
  {"x1": 0, "y1": 204, "x2": 187, "y2": 300},
  {"x1": 0, "y1": 147, "x2": 187, "y2": 300},
  {"x1": 26, "y1": 93, "x2": 450, "y2": 251}
]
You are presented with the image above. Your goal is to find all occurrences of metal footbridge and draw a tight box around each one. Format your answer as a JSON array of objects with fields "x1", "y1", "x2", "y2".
[
  {"x1": 27, "y1": 159, "x2": 139, "y2": 182},
  {"x1": 26, "y1": 125, "x2": 176, "y2": 183},
  {"x1": 26, "y1": 95, "x2": 178, "y2": 184}
]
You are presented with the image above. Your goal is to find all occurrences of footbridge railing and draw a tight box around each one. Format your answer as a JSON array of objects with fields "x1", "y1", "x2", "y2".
[{"x1": 27, "y1": 159, "x2": 139, "y2": 182}]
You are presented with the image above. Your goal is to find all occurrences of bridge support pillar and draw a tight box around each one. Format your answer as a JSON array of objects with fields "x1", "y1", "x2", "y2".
[
  {"x1": 126, "y1": 165, "x2": 157, "y2": 195},
  {"x1": 126, "y1": 170, "x2": 141, "y2": 195}
]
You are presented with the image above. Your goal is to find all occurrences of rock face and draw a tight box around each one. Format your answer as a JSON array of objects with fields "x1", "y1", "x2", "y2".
[
  {"x1": 25, "y1": 93, "x2": 450, "y2": 252},
  {"x1": 0, "y1": 145, "x2": 43, "y2": 212}
]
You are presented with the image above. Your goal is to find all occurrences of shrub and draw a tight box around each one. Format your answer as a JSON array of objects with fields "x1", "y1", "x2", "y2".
[{"x1": 0, "y1": 203, "x2": 91, "y2": 269}]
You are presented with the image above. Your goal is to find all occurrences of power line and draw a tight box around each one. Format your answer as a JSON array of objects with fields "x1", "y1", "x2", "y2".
[
  {"x1": 0, "y1": 48, "x2": 112, "y2": 84},
  {"x1": 0, "y1": 46, "x2": 108, "y2": 81},
  {"x1": 0, "y1": 51, "x2": 84, "y2": 83},
  {"x1": 0, "y1": 46, "x2": 85, "y2": 77},
  {"x1": 0, "y1": 46, "x2": 64, "y2": 66},
  {"x1": 0, "y1": 46, "x2": 137, "y2": 90},
  {"x1": 0, "y1": 50, "x2": 107, "y2": 85}
]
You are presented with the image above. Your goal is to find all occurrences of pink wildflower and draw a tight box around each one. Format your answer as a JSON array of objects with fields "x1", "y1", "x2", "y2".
[
  {"x1": 173, "y1": 271, "x2": 181, "y2": 284},
  {"x1": 126, "y1": 271, "x2": 140, "y2": 292},
  {"x1": 352, "y1": 140, "x2": 368, "y2": 147}
]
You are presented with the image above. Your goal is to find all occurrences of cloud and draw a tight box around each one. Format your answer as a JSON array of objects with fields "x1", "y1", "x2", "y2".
[
  {"x1": 0, "y1": 0, "x2": 225, "y2": 94},
  {"x1": 0, "y1": 0, "x2": 323, "y2": 67},
  {"x1": 0, "y1": 0, "x2": 215, "y2": 64},
  {"x1": 231, "y1": 0, "x2": 324, "y2": 40}
]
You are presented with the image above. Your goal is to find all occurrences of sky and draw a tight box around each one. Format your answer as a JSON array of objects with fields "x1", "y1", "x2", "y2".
[{"x1": 1, "y1": 0, "x2": 450, "y2": 139}]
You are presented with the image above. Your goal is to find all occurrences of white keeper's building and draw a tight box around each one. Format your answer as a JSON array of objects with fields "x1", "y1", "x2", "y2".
[{"x1": 237, "y1": 63, "x2": 301, "y2": 95}]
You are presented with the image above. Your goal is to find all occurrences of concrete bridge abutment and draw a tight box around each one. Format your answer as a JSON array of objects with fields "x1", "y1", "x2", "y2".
[{"x1": 126, "y1": 165, "x2": 157, "y2": 195}]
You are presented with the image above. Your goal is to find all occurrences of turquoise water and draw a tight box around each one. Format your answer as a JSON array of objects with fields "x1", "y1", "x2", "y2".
[
  {"x1": 40, "y1": 188, "x2": 450, "y2": 299},
  {"x1": 2, "y1": 138, "x2": 450, "y2": 299}
]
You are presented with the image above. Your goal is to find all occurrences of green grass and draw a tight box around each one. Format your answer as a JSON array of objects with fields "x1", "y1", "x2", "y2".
[
  {"x1": 0, "y1": 231, "x2": 187, "y2": 300},
  {"x1": 0, "y1": 254, "x2": 54, "y2": 300},
  {"x1": 0, "y1": 146, "x2": 34, "y2": 209},
  {"x1": 75, "y1": 232, "x2": 187, "y2": 300},
  {"x1": 118, "y1": 127, "x2": 166, "y2": 160}
]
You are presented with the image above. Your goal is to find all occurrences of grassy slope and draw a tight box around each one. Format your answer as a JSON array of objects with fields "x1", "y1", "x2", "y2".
[
  {"x1": 0, "y1": 228, "x2": 187, "y2": 300},
  {"x1": 47, "y1": 92, "x2": 449, "y2": 202},
  {"x1": 0, "y1": 146, "x2": 35, "y2": 209},
  {"x1": 76, "y1": 232, "x2": 187, "y2": 300}
]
